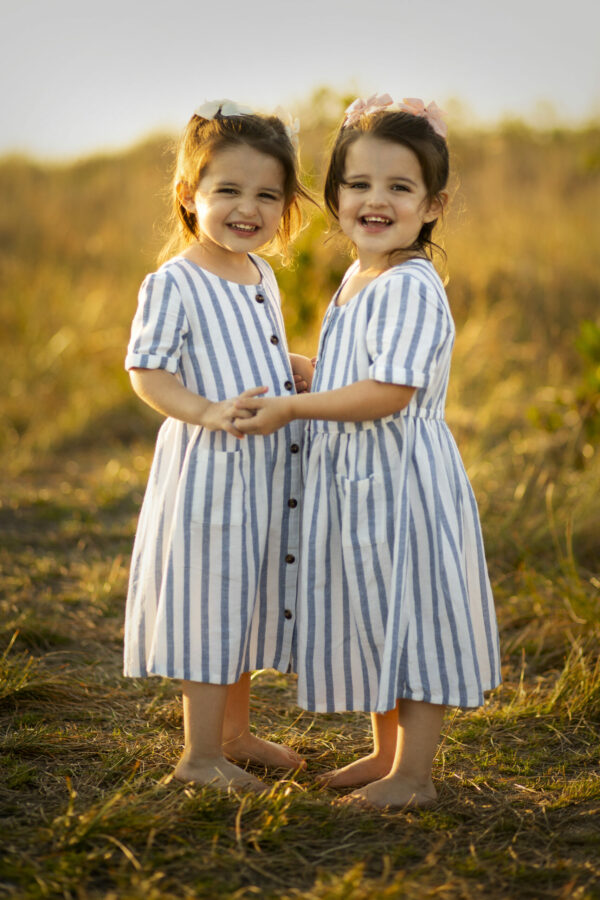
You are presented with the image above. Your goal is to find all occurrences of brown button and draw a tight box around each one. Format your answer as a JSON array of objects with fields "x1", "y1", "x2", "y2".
[
  {"x1": 284, "y1": 380, "x2": 293, "y2": 391},
  {"x1": 255, "y1": 293, "x2": 265, "y2": 303},
  {"x1": 285, "y1": 554, "x2": 295, "y2": 564},
  {"x1": 290, "y1": 443, "x2": 299, "y2": 453},
  {"x1": 270, "y1": 335, "x2": 279, "y2": 345},
  {"x1": 288, "y1": 498, "x2": 297, "y2": 508},
  {"x1": 284, "y1": 609, "x2": 293, "y2": 620}
]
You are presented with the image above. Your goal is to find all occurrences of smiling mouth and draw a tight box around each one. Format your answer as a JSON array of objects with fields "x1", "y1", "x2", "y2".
[
  {"x1": 228, "y1": 223, "x2": 259, "y2": 233},
  {"x1": 360, "y1": 215, "x2": 392, "y2": 226}
]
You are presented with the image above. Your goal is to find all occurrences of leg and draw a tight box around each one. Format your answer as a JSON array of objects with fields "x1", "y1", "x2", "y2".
[
  {"x1": 173, "y1": 680, "x2": 267, "y2": 792},
  {"x1": 221, "y1": 672, "x2": 306, "y2": 770},
  {"x1": 347, "y1": 700, "x2": 445, "y2": 809},
  {"x1": 318, "y1": 705, "x2": 398, "y2": 788}
]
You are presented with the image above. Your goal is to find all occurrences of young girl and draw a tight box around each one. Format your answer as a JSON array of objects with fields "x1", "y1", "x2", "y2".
[
  {"x1": 235, "y1": 95, "x2": 501, "y2": 808},
  {"x1": 124, "y1": 100, "x2": 314, "y2": 792}
]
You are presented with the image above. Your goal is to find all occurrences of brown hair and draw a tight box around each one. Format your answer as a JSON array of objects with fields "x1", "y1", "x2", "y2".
[
  {"x1": 159, "y1": 110, "x2": 311, "y2": 264},
  {"x1": 324, "y1": 109, "x2": 449, "y2": 260}
]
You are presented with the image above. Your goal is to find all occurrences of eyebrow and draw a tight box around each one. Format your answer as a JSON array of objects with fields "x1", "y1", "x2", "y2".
[
  {"x1": 215, "y1": 180, "x2": 284, "y2": 196},
  {"x1": 345, "y1": 173, "x2": 418, "y2": 187}
]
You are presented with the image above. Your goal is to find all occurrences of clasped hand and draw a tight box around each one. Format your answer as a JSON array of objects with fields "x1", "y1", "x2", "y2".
[
  {"x1": 202, "y1": 387, "x2": 268, "y2": 439},
  {"x1": 233, "y1": 394, "x2": 294, "y2": 436}
]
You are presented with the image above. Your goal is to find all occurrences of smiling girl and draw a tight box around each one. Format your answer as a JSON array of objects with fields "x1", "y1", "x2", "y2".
[
  {"x1": 123, "y1": 101, "x2": 312, "y2": 792},
  {"x1": 235, "y1": 96, "x2": 501, "y2": 809}
]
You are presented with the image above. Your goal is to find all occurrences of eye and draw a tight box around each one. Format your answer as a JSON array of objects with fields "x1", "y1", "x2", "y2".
[
  {"x1": 347, "y1": 181, "x2": 369, "y2": 190},
  {"x1": 259, "y1": 192, "x2": 280, "y2": 201},
  {"x1": 217, "y1": 187, "x2": 237, "y2": 195},
  {"x1": 391, "y1": 183, "x2": 410, "y2": 192}
]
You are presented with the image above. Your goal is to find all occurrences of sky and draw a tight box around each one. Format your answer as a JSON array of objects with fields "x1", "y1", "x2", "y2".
[{"x1": 2, "y1": 0, "x2": 599, "y2": 161}]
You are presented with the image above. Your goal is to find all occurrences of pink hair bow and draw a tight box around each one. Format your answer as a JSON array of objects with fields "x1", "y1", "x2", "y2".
[
  {"x1": 397, "y1": 98, "x2": 448, "y2": 139},
  {"x1": 343, "y1": 93, "x2": 394, "y2": 127}
]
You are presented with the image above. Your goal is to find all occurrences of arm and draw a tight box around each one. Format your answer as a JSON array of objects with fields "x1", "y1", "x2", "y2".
[
  {"x1": 130, "y1": 368, "x2": 266, "y2": 439},
  {"x1": 234, "y1": 379, "x2": 415, "y2": 435}
]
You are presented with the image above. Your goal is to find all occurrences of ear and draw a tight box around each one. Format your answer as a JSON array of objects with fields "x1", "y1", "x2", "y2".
[
  {"x1": 176, "y1": 180, "x2": 195, "y2": 212},
  {"x1": 423, "y1": 190, "x2": 448, "y2": 223}
]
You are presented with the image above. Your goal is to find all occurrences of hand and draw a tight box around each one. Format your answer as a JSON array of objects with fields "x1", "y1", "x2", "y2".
[
  {"x1": 293, "y1": 373, "x2": 308, "y2": 394},
  {"x1": 233, "y1": 395, "x2": 294, "y2": 435},
  {"x1": 201, "y1": 386, "x2": 268, "y2": 439},
  {"x1": 289, "y1": 353, "x2": 316, "y2": 392}
]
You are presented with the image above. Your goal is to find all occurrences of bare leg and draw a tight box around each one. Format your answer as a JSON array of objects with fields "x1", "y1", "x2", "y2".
[
  {"x1": 318, "y1": 706, "x2": 398, "y2": 788},
  {"x1": 221, "y1": 672, "x2": 306, "y2": 770},
  {"x1": 346, "y1": 700, "x2": 445, "y2": 809},
  {"x1": 173, "y1": 680, "x2": 267, "y2": 792}
]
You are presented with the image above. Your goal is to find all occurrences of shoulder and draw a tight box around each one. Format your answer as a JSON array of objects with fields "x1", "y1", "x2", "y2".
[
  {"x1": 379, "y1": 260, "x2": 449, "y2": 313},
  {"x1": 139, "y1": 258, "x2": 184, "y2": 292}
]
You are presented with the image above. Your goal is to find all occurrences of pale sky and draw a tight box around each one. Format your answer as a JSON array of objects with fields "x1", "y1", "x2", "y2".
[{"x1": 2, "y1": 0, "x2": 599, "y2": 160}]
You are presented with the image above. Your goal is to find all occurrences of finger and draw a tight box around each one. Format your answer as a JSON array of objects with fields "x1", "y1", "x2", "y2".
[
  {"x1": 234, "y1": 418, "x2": 256, "y2": 434},
  {"x1": 225, "y1": 426, "x2": 245, "y2": 439},
  {"x1": 240, "y1": 385, "x2": 269, "y2": 399},
  {"x1": 232, "y1": 407, "x2": 255, "y2": 420},
  {"x1": 234, "y1": 397, "x2": 265, "y2": 411}
]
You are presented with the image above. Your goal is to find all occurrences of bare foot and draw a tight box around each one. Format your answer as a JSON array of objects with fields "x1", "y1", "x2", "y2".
[
  {"x1": 317, "y1": 753, "x2": 393, "y2": 789},
  {"x1": 342, "y1": 774, "x2": 438, "y2": 810},
  {"x1": 173, "y1": 754, "x2": 268, "y2": 793},
  {"x1": 223, "y1": 732, "x2": 306, "y2": 771}
]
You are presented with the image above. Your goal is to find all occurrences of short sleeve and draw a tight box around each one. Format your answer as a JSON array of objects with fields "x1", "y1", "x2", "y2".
[
  {"x1": 366, "y1": 273, "x2": 448, "y2": 388},
  {"x1": 124, "y1": 269, "x2": 189, "y2": 373}
]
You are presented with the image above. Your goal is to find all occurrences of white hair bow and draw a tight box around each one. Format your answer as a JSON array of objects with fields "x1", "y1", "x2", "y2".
[{"x1": 194, "y1": 99, "x2": 255, "y2": 119}]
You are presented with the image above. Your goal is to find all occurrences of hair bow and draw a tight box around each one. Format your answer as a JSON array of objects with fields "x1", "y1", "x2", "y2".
[
  {"x1": 275, "y1": 106, "x2": 301, "y2": 148},
  {"x1": 343, "y1": 93, "x2": 394, "y2": 127},
  {"x1": 396, "y1": 98, "x2": 448, "y2": 139},
  {"x1": 194, "y1": 99, "x2": 255, "y2": 119}
]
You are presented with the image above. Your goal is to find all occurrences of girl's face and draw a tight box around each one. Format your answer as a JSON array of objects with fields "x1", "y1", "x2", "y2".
[
  {"x1": 183, "y1": 144, "x2": 286, "y2": 258},
  {"x1": 338, "y1": 135, "x2": 441, "y2": 268}
]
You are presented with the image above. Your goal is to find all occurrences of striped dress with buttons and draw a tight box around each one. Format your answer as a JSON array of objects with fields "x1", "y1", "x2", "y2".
[
  {"x1": 123, "y1": 255, "x2": 303, "y2": 684},
  {"x1": 296, "y1": 259, "x2": 501, "y2": 712}
]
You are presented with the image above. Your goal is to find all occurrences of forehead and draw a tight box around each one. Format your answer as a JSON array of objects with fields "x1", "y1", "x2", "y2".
[
  {"x1": 201, "y1": 143, "x2": 285, "y2": 187},
  {"x1": 345, "y1": 135, "x2": 422, "y2": 180}
]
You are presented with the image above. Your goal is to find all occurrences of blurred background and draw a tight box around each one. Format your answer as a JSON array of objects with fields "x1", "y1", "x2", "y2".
[{"x1": 1, "y1": 0, "x2": 599, "y2": 576}]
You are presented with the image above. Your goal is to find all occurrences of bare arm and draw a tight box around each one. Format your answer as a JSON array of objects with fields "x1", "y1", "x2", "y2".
[
  {"x1": 234, "y1": 379, "x2": 415, "y2": 435},
  {"x1": 130, "y1": 368, "x2": 266, "y2": 439}
]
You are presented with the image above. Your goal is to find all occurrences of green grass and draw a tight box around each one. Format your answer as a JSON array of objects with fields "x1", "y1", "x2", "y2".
[{"x1": 1, "y1": 444, "x2": 599, "y2": 900}]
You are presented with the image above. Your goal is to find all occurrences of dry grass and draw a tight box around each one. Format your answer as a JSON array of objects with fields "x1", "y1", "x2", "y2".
[
  {"x1": 1, "y1": 94, "x2": 599, "y2": 897},
  {"x1": 0, "y1": 444, "x2": 598, "y2": 899}
]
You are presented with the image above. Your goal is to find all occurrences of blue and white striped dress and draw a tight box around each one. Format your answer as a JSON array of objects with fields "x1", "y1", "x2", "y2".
[
  {"x1": 296, "y1": 259, "x2": 501, "y2": 712},
  {"x1": 123, "y1": 255, "x2": 303, "y2": 684}
]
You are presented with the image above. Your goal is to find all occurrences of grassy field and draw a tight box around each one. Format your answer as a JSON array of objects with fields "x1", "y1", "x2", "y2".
[{"x1": 1, "y1": 93, "x2": 599, "y2": 898}]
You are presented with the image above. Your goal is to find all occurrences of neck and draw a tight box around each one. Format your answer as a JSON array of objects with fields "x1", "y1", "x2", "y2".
[{"x1": 181, "y1": 241, "x2": 260, "y2": 284}]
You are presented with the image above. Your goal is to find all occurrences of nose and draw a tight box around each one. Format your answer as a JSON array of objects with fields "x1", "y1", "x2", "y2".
[
  {"x1": 365, "y1": 187, "x2": 386, "y2": 207},
  {"x1": 236, "y1": 193, "x2": 259, "y2": 216}
]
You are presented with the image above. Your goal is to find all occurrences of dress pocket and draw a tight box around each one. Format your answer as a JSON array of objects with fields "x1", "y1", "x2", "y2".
[
  {"x1": 191, "y1": 449, "x2": 246, "y2": 527},
  {"x1": 334, "y1": 473, "x2": 387, "y2": 549}
]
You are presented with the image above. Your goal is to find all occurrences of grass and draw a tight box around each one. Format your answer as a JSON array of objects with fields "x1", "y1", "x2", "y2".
[
  {"x1": 1, "y1": 97, "x2": 599, "y2": 897},
  {"x1": 0, "y1": 444, "x2": 599, "y2": 900}
]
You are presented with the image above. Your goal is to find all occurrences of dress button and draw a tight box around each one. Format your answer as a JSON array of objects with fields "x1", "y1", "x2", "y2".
[
  {"x1": 290, "y1": 443, "x2": 299, "y2": 453},
  {"x1": 288, "y1": 498, "x2": 297, "y2": 508},
  {"x1": 270, "y1": 335, "x2": 279, "y2": 345},
  {"x1": 285, "y1": 554, "x2": 295, "y2": 564},
  {"x1": 284, "y1": 609, "x2": 293, "y2": 620},
  {"x1": 284, "y1": 380, "x2": 293, "y2": 391},
  {"x1": 255, "y1": 293, "x2": 265, "y2": 303}
]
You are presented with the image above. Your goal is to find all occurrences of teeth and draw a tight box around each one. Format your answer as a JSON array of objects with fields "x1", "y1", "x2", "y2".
[
  {"x1": 363, "y1": 216, "x2": 390, "y2": 224},
  {"x1": 231, "y1": 223, "x2": 257, "y2": 232}
]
